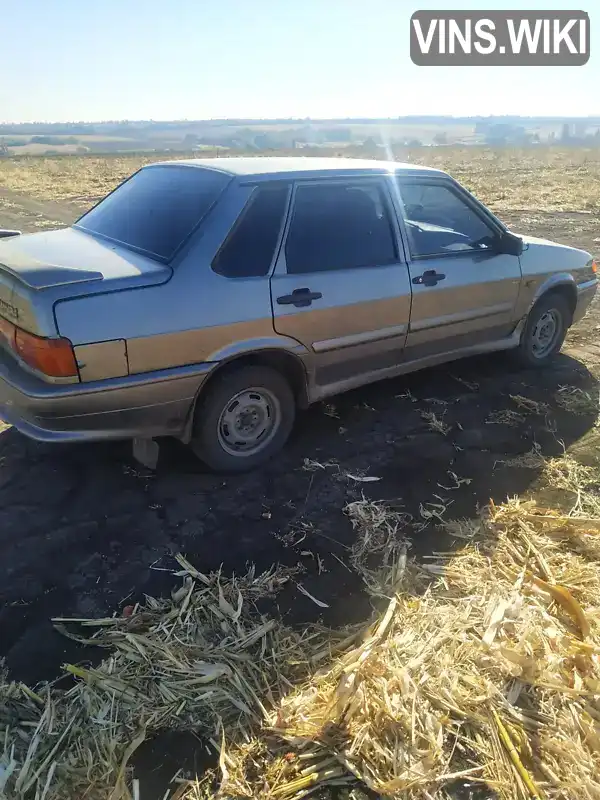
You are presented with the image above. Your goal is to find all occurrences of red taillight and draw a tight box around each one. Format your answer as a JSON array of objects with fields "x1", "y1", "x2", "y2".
[{"x1": 0, "y1": 318, "x2": 78, "y2": 378}]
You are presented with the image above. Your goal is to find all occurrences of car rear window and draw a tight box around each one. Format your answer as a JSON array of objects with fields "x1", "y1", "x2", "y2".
[{"x1": 75, "y1": 165, "x2": 230, "y2": 261}]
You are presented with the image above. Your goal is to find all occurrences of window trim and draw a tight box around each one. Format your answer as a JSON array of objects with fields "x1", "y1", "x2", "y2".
[
  {"x1": 396, "y1": 177, "x2": 505, "y2": 262},
  {"x1": 211, "y1": 181, "x2": 292, "y2": 279},
  {"x1": 281, "y1": 177, "x2": 401, "y2": 276}
]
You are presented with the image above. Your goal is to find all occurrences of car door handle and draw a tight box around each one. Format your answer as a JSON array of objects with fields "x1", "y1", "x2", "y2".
[
  {"x1": 276, "y1": 288, "x2": 323, "y2": 307},
  {"x1": 412, "y1": 270, "x2": 446, "y2": 287}
]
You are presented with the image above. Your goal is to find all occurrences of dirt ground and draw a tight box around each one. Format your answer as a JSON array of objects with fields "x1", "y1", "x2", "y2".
[{"x1": 1, "y1": 191, "x2": 599, "y2": 797}]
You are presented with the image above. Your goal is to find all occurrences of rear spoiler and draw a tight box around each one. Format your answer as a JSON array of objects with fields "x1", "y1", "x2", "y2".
[{"x1": 0, "y1": 229, "x2": 21, "y2": 239}]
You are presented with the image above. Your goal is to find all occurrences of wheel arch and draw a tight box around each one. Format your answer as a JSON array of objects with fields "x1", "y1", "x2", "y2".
[
  {"x1": 531, "y1": 275, "x2": 577, "y2": 321},
  {"x1": 180, "y1": 348, "x2": 310, "y2": 443}
]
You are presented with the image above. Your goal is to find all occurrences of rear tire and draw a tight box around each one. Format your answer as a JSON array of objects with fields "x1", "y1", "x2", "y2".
[
  {"x1": 190, "y1": 365, "x2": 295, "y2": 473},
  {"x1": 515, "y1": 293, "x2": 571, "y2": 368}
]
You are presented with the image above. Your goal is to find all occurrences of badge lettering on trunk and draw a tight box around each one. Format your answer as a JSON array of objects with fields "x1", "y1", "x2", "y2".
[{"x1": 0, "y1": 297, "x2": 20, "y2": 320}]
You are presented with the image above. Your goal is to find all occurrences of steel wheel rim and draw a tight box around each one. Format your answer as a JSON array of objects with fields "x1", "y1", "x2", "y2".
[
  {"x1": 530, "y1": 309, "x2": 561, "y2": 359},
  {"x1": 217, "y1": 387, "x2": 281, "y2": 457}
]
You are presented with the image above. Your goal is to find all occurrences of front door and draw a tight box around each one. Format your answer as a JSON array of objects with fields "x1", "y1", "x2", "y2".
[
  {"x1": 270, "y1": 178, "x2": 412, "y2": 395},
  {"x1": 396, "y1": 178, "x2": 522, "y2": 360}
]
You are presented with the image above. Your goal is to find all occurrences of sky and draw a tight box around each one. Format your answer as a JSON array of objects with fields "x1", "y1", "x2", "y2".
[{"x1": 1, "y1": 0, "x2": 598, "y2": 123}]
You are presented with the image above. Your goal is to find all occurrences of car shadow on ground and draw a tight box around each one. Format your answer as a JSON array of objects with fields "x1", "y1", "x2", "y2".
[
  {"x1": 1, "y1": 351, "x2": 597, "y2": 799},
  {"x1": 0, "y1": 352, "x2": 597, "y2": 680}
]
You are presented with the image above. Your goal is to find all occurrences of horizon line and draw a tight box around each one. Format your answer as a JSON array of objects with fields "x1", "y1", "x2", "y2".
[{"x1": 3, "y1": 113, "x2": 600, "y2": 126}]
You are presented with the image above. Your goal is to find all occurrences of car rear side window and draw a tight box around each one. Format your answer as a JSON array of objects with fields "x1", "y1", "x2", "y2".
[
  {"x1": 284, "y1": 181, "x2": 397, "y2": 274},
  {"x1": 212, "y1": 184, "x2": 289, "y2": 278},
  {"x1": 75, "y1": 165, "x2": 230, "y2": 261}
]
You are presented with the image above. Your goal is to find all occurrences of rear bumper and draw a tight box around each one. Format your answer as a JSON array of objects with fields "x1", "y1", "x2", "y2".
[
  {"x1": 0, "y1": 349, "x2": 212, "y2": 443},
  {"x1": 573, "y1": 279, "x2": 598, "y2": 325}
]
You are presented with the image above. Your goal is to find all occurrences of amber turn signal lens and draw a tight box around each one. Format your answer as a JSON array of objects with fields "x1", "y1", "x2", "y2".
[
  {"x1": 14, "y1": 328, "x2": 78, "y2": 378},
  {"x1": 592, "y1": 260, "x2": 598, "y2": 274}
]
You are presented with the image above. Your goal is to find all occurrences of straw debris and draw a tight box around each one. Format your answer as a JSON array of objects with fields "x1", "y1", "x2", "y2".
[
  {"x1": 554, "y1": 385, "x2": 598, "y2": 417},
  {"x1": 485, "y1": 410, "x2": 526, "y2": 427},
  {"x1": 510, "y1": 395, "x2": 550, "y2": 415},
  {"x1": 257, "y1": 494, "x2": 600, "y2": 800},
  {"x1": 496, "y1": 444, "x2": 546, "y2": 470},
  {"x1": 420, "y1": 411, "x2": 451, "y2": 435},
  {"x1": 2, "y1": 451, "x2": 600, "y2": 800}
]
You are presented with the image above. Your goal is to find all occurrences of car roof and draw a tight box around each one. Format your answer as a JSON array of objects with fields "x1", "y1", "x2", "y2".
[{"x1": 149, "y1": 156, "x2": 447, "y2": 181}]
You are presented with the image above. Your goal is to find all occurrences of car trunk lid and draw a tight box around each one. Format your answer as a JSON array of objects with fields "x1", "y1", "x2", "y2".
[
  {"x1": 0, "y1": 227, "x2": 170, "y2": 289},
  {"x1": 0, "y1": 227, "x2": 171, "y2": 335}
]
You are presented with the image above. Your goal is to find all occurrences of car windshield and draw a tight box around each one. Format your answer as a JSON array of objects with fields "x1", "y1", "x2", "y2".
[{"x1": 75, "y1": 165, "x2": 230, "y2": 261}]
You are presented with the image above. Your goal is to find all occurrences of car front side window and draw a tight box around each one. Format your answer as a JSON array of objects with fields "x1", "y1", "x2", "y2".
[
  {"x1": 398, "y1": 181, "x2": 499, "y2": 259},
  {"x1": 284, "y1": 180, "x2": 398, "y2": 274}
]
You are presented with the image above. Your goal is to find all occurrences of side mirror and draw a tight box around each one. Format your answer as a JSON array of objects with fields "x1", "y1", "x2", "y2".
[
  {"x1": 0, "y1": 229, "x2": 21, "y2": 239},
  {"x1": 498, "y1": 231, "x2": 523, "y2": 256}
]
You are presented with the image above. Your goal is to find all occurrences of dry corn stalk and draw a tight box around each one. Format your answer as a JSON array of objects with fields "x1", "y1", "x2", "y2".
[{"x1": 2, "y1": 452, "x2": 600, "y2": 799}]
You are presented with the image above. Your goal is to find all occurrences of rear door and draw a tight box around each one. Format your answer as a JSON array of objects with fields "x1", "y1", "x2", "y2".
[
  {"x1": 270, "y1": 177, "x2": 412, "y2": 393},
  {"x1": 395, "y1": 178, "x2": 522, "y2": 360}
]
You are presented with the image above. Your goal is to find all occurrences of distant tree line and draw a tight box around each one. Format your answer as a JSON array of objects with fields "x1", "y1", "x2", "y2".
[
  {"x1": 2, "y1": 116, "x2": 600, "y2": 157},
  {"x1": 475, "y1": 120, "x2": 600, "y2": 146},
  {"x1": 3, "y1": 116, "x2": 600, "y2": 139}
]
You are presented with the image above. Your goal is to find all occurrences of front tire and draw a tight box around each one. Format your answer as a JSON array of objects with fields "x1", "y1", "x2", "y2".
[
  {"x1": 515, "y1": 293, "x2": 571, "y2": 368},
  {"x1": 190, "y1": 365, "x2": 295, "y2": 473}
]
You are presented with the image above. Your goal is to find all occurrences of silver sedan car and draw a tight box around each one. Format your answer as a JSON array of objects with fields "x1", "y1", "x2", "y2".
[{"x1": 0, "y1": 157, "x2": 597, "y2": 471}]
